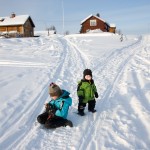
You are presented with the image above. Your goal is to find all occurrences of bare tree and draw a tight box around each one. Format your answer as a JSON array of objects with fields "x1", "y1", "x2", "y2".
[
  {"x1": 46, "y1": 25, "x2": 57, "y2": 36},
  {"x1": 46, "y1": 27, "x2": 50, "y2": 36},
  {"x1": 116, "y1": 29, "x2": 122, "y2": 35},
  {"x1": 49, "y1": 25, "x2": 56, "y2": 31},
  {"x1": 64, "y1": 31, "x2": 69, "y2": 35}
]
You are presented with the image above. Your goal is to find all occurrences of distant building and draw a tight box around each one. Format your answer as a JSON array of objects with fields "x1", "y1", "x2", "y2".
[
  {"x1": 80, "y1": 14, "x2": 116, "y2": 34},
  {"x1": 0, "y1": 13, "x2": 35, "y2": 37}
]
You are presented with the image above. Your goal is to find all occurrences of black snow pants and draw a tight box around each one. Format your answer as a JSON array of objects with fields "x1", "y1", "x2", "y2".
[
  {"x1": 78, "y1": 99, "x2": 96, "y2": 113},
  {"x1": 37, "y1": 112, "x2": 68, "y2": 128}
]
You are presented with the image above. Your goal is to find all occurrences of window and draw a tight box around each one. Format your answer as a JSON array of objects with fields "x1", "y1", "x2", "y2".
[{"x1": 90, "y1": 20, "x2": 97, "y2": 26}]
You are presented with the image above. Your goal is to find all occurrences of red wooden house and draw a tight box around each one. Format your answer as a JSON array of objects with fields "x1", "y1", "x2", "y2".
[{"x1": 80, "y1": 14, "x2": 116, "y2": 33}]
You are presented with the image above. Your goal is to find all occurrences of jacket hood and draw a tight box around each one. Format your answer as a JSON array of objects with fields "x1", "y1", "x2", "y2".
[
  {"x1": 61, "y1": 90, "x2": 70, "y2": 97},
  {"x1": 60, "y1": 90, "x2": 72, "y2": 106}
]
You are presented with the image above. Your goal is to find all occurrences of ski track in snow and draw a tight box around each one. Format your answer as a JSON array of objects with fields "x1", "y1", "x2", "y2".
[
  {"x1": 3, "y1": 36, "x2": 90, "y2": 150},
  {"x1": 77, "y1": 37, "x2": 143, "y2": 150},
  {"x1": 0, "y1": 34, "x2": 150, "y2": 150}
]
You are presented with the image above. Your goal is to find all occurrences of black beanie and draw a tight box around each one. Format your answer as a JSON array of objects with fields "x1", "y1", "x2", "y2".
[{"x1": 83, "y1": 69, "x2": 92, "y2": 78}]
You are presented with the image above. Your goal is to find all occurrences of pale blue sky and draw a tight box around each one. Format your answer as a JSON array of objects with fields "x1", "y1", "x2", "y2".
[{"x1": 1, "y1": 0, "x2": 150, "y2": 35}]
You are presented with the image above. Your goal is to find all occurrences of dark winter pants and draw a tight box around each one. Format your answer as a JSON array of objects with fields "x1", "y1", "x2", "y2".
[
  {"x1": 78, "y1": 99, "x2": 96, "y2": 113},
  {"x1": 37, "y1": 112, "x2": 68, "y2": 128}
]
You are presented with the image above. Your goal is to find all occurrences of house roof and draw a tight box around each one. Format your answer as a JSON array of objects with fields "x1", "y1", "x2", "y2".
[
  {"x1": 81, "y1": 14, "x2": 116, "y2": 27},
  {"x1": 0, "y1": 15, "x2": 35, "y2": 27},
  {"x1": 81, "y1": 14, "x2": 106, "y2": 24},
  {"x1": 106, "y1": 22, "x2": 116, "y2": 28}
]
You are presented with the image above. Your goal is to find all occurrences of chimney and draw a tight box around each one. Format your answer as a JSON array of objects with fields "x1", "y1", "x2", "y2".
[{"x1": 10, "y1": 12, "x2": 16, "y2": 18}]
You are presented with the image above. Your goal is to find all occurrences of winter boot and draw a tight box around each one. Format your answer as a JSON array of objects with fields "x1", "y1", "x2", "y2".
[
  {"x1": 37, "y1": 112, "x2": 48, "y2": 124},
  {"x1": 78, "y1": 111, "x2": 85, "y2": 116},
  {"x1": 88, "y1": 100, "x2": 96, "y2": 113},
  {"x1": 65, "y1": 120, "x2": 73, "y2": 127},
  {"x1": 88, "y1": 109, "x2": 96, "y2": 113},
  {"x1": 78, "y1": 104, "x2": 85, "y2": 116}
]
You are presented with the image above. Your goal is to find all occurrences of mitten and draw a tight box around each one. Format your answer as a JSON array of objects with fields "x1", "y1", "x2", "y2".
[
  {"x1": 46, "y1": 103, "x2": 57, "y2": 116},
  {"x1": 95, "y1": 92, "x2": 99, "y2": 98},
  {"x1": 45, "y1": 103, "x2": 51, "y2": 112}
]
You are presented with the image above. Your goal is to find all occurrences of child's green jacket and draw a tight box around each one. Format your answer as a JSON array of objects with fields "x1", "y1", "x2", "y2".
[{"x1": 77, "y1": 79, "x2": 97, "y2": 103}]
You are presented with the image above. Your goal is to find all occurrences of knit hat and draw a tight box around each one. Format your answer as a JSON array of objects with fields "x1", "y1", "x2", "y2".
[
  {"x1": 49, "y1": 82, "x2": 62, "y2": 97},
  {"x1": 83, "y1": 69, "x2": 92, "y2": 78}
]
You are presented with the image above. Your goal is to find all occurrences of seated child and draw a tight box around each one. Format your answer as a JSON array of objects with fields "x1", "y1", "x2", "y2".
[{"x1": 37, "y1": 82, "x2": 73, "y2": 128}]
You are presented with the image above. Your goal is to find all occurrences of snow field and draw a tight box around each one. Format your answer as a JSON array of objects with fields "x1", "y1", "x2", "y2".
[{"x1": 0, "y1": 33, "x2": 149, "y2": 150}]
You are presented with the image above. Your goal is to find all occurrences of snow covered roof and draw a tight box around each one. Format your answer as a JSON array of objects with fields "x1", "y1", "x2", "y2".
[
  {"x1": 106, "y1": 22, "x2": 116, "y2": 28},
  {"x1": 81, "y1": 14, "x2": 116, "y2": 28},
  {"x1": 0, "y1": 14, "x2": 35, "y2": 27},
  {"x1": 81, "y1": 14, "x2": 106, "y2": 24}
]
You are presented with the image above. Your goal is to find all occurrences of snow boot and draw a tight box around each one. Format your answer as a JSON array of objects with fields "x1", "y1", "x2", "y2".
[
  {"x1": 88, "y1": 109, "x2": 96, "y2": 113},
  {"x1": 78, "y1": 111, "x2": 85, "y2": 116},
  {"x1": 37, "y1": 112, "x2": 48, "y2": 124},
  {"x1": 65, "y1": 120, "x2": 73, "y2": 127}
]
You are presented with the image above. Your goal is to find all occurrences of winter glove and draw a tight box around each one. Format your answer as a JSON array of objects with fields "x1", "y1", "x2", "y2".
[
  {"x1": 45, "y1": 103, "x2": 49, "y2": 110},
  {"x1": 95, "y1": 92, "x2": 99, "y2": 98},
  {"x1": 78, "y1": 96, "x2": 84, "y2": 103},
  {"x1": 45, "y1": 103, "x2": 57, "y2": 118}
]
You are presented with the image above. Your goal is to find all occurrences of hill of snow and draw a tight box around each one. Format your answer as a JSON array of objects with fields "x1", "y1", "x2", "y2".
[{"x1": 0, "y1": 32, "x2": 150, "y2": 150}]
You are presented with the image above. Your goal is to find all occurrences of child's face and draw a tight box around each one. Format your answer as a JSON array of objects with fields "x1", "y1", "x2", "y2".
[
  {"x1": 85, "y1": 75, "x2": 92, "y2": 80},
  {"x1": 50, "y1": 95, "x2": 59, "y2": 100}
]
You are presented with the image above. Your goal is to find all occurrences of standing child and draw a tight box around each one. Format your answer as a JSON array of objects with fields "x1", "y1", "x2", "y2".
[
  {"x1": 37, "y1": 82, "x2": 73, "y2": 128},
  {"x1": 77, "y1": 69, "x2": 98, "y2": 116}
]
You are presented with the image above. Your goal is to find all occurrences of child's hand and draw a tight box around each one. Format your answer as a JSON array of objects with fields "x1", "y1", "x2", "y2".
[
  {"x1": 95, "y1": 92, "x2": 99, "y2": 98},
  {"x1": 45, "y1": 103, "x2": 49, "y2": 108}
]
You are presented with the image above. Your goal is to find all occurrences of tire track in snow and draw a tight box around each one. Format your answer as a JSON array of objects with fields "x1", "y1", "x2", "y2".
[
  {"x1": 1, "y1": 35, "x2": 144, "y2": 149},
  {"x1": 5, "y1": 37, "x2": 71, "y2": 150},
  {"x1": 34, "y1": 36, "x2": 91, "y2": 150},
  {"x1": 78, "y1": 37, "x2": 143, "y2": 150},
  {"x1": 129, "y1": 71, "x2": 150, "y2": 134},
  {"x1": 0, "y1": 60, "x2": 52, "y2": 68},
  {"x1": 92, "y1": 36, "x2": 142, "y2": 73},
  {"x1": 58, "y1": 37, "x2": 89, "y2": 88},
  {"x1": 65, "y1": 37, "x2": 91, "y2": 69},
  {"x1": 10, "y1": 36, "x2": 90, "y2": 150},
  {"x1": 0, "y1": 75, "x2": 50, "y2": 149},
  {"x1": 32, "y1": 36, "x2": 91, "y2": 150},
  {"x1": 0, "y1": 36, "x2": 67, "y2": 149}
]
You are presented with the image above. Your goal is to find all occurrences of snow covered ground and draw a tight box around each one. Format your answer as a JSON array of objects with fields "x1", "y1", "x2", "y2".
[{"x1": 0, "y1": 32, "x2": 150, "y2": 150}]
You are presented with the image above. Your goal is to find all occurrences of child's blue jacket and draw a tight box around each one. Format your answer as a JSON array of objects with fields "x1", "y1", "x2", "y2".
[{"x1": 49, "y1": 90, "x2": 72, "y2": 119}]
